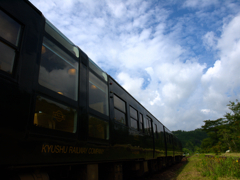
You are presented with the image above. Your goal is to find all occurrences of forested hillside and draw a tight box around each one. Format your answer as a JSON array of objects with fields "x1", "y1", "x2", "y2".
[{"x1": 172, "y1": 129, "x2": 208, "y2": 153}]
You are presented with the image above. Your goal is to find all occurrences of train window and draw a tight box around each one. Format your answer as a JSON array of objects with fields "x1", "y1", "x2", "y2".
[
  {"x1": 0, "y1": 10, "x2": 21, "y2": 45},
  {"x1": 39, "y1": 37, "x2": 78, "y2": 100},
  {"x1": 0, "y1": 10, "x2": 21, "y2": 74},
  {"x1": 89, "y1": 71, "x2": 109, "y2": 116},
  {"x1": 146, "y1": 116, "x2": 152, "y2": 135},
  {"x1": 144, "y1": 117, "x2": 148, "y2": 132},
  {"x1": 114, "y1": 109, "x2": 126, "y2": 124},
  {"x1": 0, "y1": 42, "x2": 15, "y2": 74},
  {"x1": 114, "y1": 95, "x2": 126, "y2": 113},
  {"x1": 89, "y1": 58, "x2": 107, "y2": 82},
  {"x1": 130, "y1": 106, "x2": 138, "y2": 130},
  {"x1": 114, "y1": 95, "x2": 126, "y2": 125},
  {"x1": 130, "y1": 106, "x2": 137, "y2": 120},
  {"x1": 45, "y1": 19, "x2": 79, "y2": 58},
  {"x1": 88, "y1": 115, "x2": 109, "y2": 140},
  {"x1": 131, "y1": 118, "x2": 138, "y2": 129},
  {"x1": 139, "y1": 113, "x2": 143, "y2": 131},
  {"x1": 157, "y1": 124, "x2": 162, "y2": 139},
  {"x1": 34, "y1": 96, "x2": 77, "y2": 133}
]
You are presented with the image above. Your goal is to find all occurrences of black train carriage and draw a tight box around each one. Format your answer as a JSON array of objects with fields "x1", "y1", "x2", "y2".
[{"x1": 0, "y1": 0, "x2": 183, "y2": 179}]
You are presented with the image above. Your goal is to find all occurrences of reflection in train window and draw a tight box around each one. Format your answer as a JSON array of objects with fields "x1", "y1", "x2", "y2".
[
  {"x1": 155, "y1": 124, "x2": 158, "y2": 138},
  {"x1": 114, "y1": 109, "x2": 126, "y2": 124},
  {"x1": 89, "y1": 72, "x2": 109, "y2": 116},
  {"x1": 34, "y1": 96, "x2": 77, "y2": 133},
  {"x1": 114, "y1": 95, "x2": 126, "y2": 125},
  {"x1": 39, "y1": 37, "x2": 79, "y2": 101},
  {"x1": 130, "y1": 106, "x2": 138, "y2": 130},
  {"x1": 139, "y1": 113, "x2": 143, "y2": 131},
  {"x1": 131, "y1": 118, "x2": 138, "y2": 129},
  {"x1": 157, "y1": 124, "x2": 162, "y2": 140},
  {"x1": 89, "y1": 58, "x2": 107, "y2": 82},
  {"x1": 88, "y1": 115, "x2": 109, "y2": 140},
  {"x1": 146, "y1": 116, "x2": 152, "y2": 135},
  {"x1": 0, "y1": 10, "x2": 21, "y2": 45},
  {"x1": 130, "y1": 106, "x2": 137, "y2": 120},
  {"x1": 45, "y1": 19, "x2": 79, "y2": 58},
  {"x1": 0, "y1": 42, "x2": 15, "y2": 74},
  {"x1": 114, "y1": 95, "x2": 126, "y2": 113},
  {"x1": 0, "y1": 10, "x2": 21, "y2": 74}
]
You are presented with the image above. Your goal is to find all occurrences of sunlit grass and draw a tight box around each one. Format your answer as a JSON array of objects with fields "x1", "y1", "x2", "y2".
[
  {"x1": 220, "y1": 152, "x2": 240, "y2": 158},
  {"x1": 204, "y1": 152, "x2": 240, "y2": 158},
  {"x1": 176, "y1": 155, "x2": 209, "y2": 180},
  {"x1": 174, "y1": 154, "x2": 240, "y2": 180},
  {"x1": 196, "y1": 154, "x2": 240, "y2": 179}
]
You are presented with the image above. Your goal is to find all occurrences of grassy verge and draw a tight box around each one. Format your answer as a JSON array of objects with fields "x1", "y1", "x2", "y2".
[
  {"x1": 198, "y1": 154, "x2": 240, "y2": 179},
  {"x1": 175, "y1": 153, "x2": 240, "y2": 180},
  {"x1": 219, "y1": 152, "x2": 240, "y2": 158},
  {"x1": 205, "y1": 153, "x2": 240, "y2": 158},
  {"x1": 176, "y1": 155, "x2": 209, "y2": 180}
]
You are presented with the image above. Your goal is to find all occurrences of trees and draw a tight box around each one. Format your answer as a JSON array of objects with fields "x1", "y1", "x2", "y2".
[
  {"x1": 172, "y1": 129, "x2": 207, "y2": 153},
  {"x1": 201, "y1": 100, "x2": 240, "y2": 153}
]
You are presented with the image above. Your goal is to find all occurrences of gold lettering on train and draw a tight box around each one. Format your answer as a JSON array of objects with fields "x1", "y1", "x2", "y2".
[
  {"x1": 41, "y1": 144, "x2": 104, "y2": 154},
  {"x1": 88, "y1": 148, "x2": 104, "y2": 154}
]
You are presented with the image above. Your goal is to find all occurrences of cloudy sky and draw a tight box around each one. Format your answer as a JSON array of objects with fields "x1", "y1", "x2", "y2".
[{"x1": 29, "y1": 0, "x2": 240, "y2": 131}]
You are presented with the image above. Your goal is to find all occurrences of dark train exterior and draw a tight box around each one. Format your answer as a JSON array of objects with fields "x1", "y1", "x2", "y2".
[{"x1": 0, "y1": 0, "x2": 183, "y2": 179}]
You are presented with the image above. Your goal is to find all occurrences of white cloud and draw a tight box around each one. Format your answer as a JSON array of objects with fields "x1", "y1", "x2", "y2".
[
  {"x1": 202, "y1": 31, "x2": 217, "y2": 50},
  {"x1": 201, "y1": 109, "x2": 211, "y2": 114},
  {"x1": 201, "y1": 13, "x2": 240, "y2": 115},
  {"x1": 183, "y1": 0, "x2": 219, "y2": 8}
]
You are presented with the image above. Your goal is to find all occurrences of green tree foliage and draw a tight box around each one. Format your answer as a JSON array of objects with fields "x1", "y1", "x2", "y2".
[
  {"x1": 201, "y1": 100, "x2": 240, "y2": 153},
  {"x1": 172, "y1": 129, "x2": 208, "y2": 153},
  {"x1": 182, "y1": 148, "x2": 190, "y2": 154}
]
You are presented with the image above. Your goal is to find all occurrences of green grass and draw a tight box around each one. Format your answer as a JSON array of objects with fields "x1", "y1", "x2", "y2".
[
  {"x1": 176, "y1": 155, "x2": 208, "y2": 180},
  {"x1": 220, "y1": 152, "x2": 240, "y2": 158},
  {"x1": 204, "y1": 152, "x2": 240, "y2": 158},
  {"x1": 196, "y1": 154, "x2": 240, "y2": 179},
  {"x1": 175, "y1": 154, "x2": 240, "y2": 180}
]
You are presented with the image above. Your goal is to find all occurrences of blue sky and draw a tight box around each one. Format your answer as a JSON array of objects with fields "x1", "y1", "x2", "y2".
[{"x1": 30, "y1": 0, "x2": 240, "y2": 131}]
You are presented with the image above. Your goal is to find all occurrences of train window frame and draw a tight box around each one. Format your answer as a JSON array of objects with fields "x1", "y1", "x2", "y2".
[
  {"x1": 113, "y1": 94, "x2": 127, "y2": 125},
  {"x1": 130, "y1": 106, "x2": 138, "y2": 130},
  {"x1": 45, "y1": 19, "x2": 79, "y2": 58},
  {"x1": 0, "y1": 9, "x2": 23, "y2": 76},
  {"x1": 34, "y1": 95, "x2": 77, "y2": 133},
  {"x1": 38, "y1": 36, "x2": 79, "y2": 101},
  {"x1": 89, "y1": 58, "x2": 108, "y2": 82},
  {"x1": 30, "y1": 94, "x2": 78, "y2": 140}
]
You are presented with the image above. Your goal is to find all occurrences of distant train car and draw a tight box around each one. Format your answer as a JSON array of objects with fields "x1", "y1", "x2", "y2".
[{"x1": 0, "y1": 0, "x2": 183, "y2": 179}]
